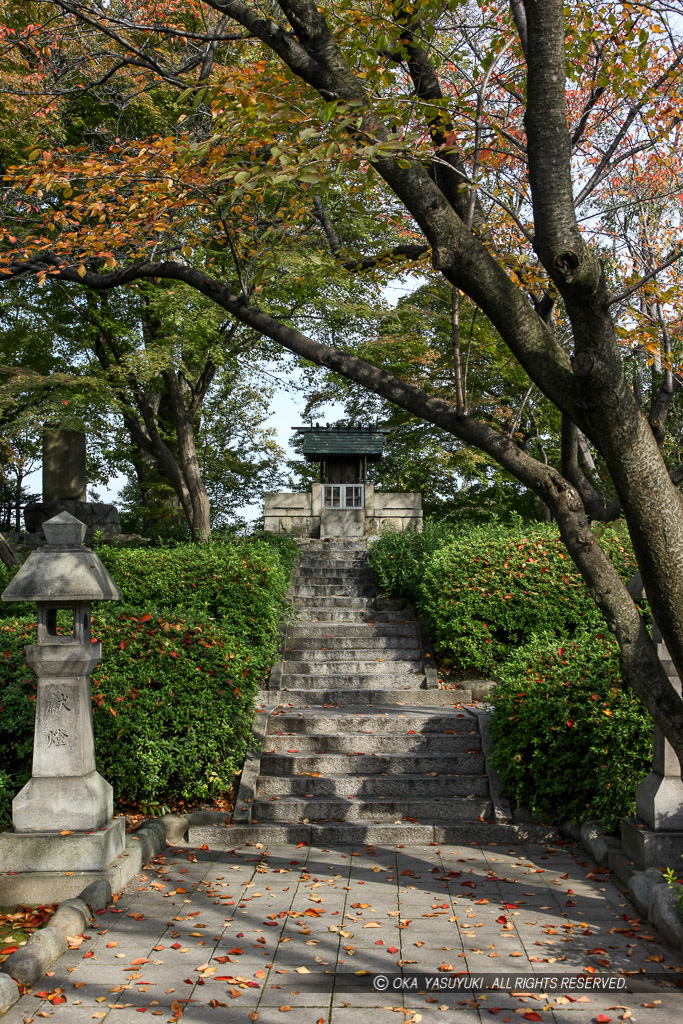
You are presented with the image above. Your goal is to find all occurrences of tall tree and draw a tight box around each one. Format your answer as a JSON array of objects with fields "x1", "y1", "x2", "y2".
[{"x1": 2, "y1": 1, "x2": 683, "y2": 764}]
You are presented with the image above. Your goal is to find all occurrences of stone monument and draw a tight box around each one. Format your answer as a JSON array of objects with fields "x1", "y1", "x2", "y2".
[
  {"x1": 23, "y1": 428, "x2": 121, "y2": 543},
  {"x1": 0, "y1": 512, "x2": 125, "y2": 902}
]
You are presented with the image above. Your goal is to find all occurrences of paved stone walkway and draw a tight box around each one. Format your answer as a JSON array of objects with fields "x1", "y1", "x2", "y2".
[{"x1": 3, "y1": 836, "x2": 683, "y2": 1023}]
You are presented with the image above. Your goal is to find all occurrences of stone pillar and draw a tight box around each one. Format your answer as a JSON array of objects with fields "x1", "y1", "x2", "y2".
[
  {"x1": 621, "y1": 622, "x2": 683, "y2": 869},
  {"x1": 13, "y1": 643, "x2": 112, "y2": 832},
  {"x1": 43, "y1": 428, "x2": 87, "y2": 501}
]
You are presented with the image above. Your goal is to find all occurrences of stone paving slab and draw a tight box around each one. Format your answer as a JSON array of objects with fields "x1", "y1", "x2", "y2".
[{"x1": 2, "y1": 839, "x2": 683, "y2": 1023}]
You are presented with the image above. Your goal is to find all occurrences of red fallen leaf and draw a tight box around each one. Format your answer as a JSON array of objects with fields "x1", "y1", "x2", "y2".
[
  {"x1": 227, "y1": 948, "x2": 243, "y2": 955},
  {"x1": 0, "y1": 946, "x2": 18, "y2": 954},
  {"x1": 504, "y1": 903, "x2": 519, "y2": 909},
  {"x1": 596, "y1": 1016, "x2": 611, "y2": 1023},
  {"x1": 82, "y1": 951, "x2": 95, "y2": 959},
  {"x1": 169, "y1": 652, "x2": 178, "y2": 659},
  {"x1": 171, "y1": 943, "x2": 182, "y2": 950},
  {"x1": 136, "y1": 1008, "x2": 148, "y2": 1013},
  {"x1": 209, "y1": 1000, "x2": 227, "y2": 1009},
  {"x1": 387, "y1": 946, "x2": 399, "y2": 954},
  {"x1": 51, "y1": 997, "x2": 66, "y2": 1006},
  {"x1": 130, "y1": 958, "x2": 149, "y2": 965},
  {"x1": 461, "y1": 881, "x2": 477, "y2": 888},
  {"x1": 120, "y1": 640, "x2": 126, "y2": 650},
  {"x1": 566, "y1": 719, "x2": 575, "y2": 727},
  {"x1": 496, "y1": 915, "x2": 507, "y2": 924},
  {"x1": 522, "y1": 1014, "x2": 542, "y2": 1022}
]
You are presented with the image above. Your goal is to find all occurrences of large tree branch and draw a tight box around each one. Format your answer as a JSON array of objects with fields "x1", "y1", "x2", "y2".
[{"x1": 35, "y1": 252, "x2": 681, "y2": 760}]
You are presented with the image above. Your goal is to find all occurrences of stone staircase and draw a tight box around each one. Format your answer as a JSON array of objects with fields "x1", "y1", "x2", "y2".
[{"x1": 187, "y1": 540, "x2": 557, "y2": 847}]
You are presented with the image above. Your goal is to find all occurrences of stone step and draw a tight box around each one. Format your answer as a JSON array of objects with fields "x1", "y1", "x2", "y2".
[
  {"x1": 291, "y1": 572, "x2": 375, "y2": 585},
  {"x1": 281, "y1": 660, "x2": 423, "y2": 676},
  {"x1": 283, "y1": 648, "x2": 422, "y2": 663},
  {"x1": 252, "y1": 796, "x2": 492, "y2": 822},
  {"x1": 290, "y1": 584, "x2": 377, "y2": 597},
  {"x1": 255, "y1": 773, "x2": 489, "y2": 798},
  {"x1": 288, "y1": 623, "x2": 419, "y2": 637},
  {"x1": 262, "y1": 732, "x2": 481, "y2": 753},
  {"x1": 279, "y1": 673, "x2": 425, "y2": 688},
  {"x1": 292, "y1": 608, "x2": 413, "y2": 622},
  {"x1": 268, "y1": 688, "x2": 472, "y2": 706},
  {"x1": 259, "y1": 751, "x2": 486, "y2": 774},
  {"x1": 266, "y1": 708, "x2": 476, "y2": 732},
  {"x1": 187, "y1": 821, "x2": 559, "y2": 847},
  {"x1": 296, "y1": 558, "x2": 368, "y2": 569},
  {"x1": 290, "y1": 595, "x2": 379, "y2": 608},
  {"x1": 297, "y1": 550, "x2": 367, "y2": 560},
  {"x1": 284, "y1": 636, "x2": 420, "y2": 651}
]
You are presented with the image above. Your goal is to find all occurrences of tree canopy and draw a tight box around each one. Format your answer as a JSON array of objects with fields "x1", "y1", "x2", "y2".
[{"x1": 2, "y1": 1, "x2": 683, "y2": 762}]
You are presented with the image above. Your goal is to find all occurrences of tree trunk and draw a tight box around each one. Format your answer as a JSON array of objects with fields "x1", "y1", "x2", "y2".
[
  {"x1": 163, "y1": 370, "x2": 212, "y2": 542},
  {"x1": 0, "y1": 532, "x2": 20, "y2": 569}
]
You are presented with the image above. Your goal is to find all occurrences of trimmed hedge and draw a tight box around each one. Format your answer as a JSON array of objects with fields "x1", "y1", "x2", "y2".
[
  {"x1": 369, "y1": 521, "x2": 651, "y2": 830},
  {"x1": 0, "y1": 534, "x2": 297, "y2": 826},
  {"x1": 488, "y1": 632, "x2": 651, "y2": 832},
  {"x1": 369, "y1": 521, "x2": 640, "y2": 675}
]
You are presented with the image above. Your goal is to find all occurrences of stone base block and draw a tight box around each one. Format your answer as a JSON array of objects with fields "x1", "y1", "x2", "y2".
[
  {"x1": 0, "y1": 816, "x2": 124, "y2": 873},
  {"x1": 636, "y1": 771, "x2": 683, "y2": 831},
  {"x1": 24, "y1": 501, "x2": 120, "y2": 542},
  {"x1": 621, "y1": 815, "x2": 683, "y2": 870},
  {"x1": 12, "y1": 771, "x2": 113, "y2": 832},
  {"x1": 320, "y1": 509, "x2": 364, "y2": 539},
  {"x1": 0, "y1": 825, "x2": 149, "y2": 909}
]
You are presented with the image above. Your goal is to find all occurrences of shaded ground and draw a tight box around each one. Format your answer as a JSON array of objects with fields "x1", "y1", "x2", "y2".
[{"x1": 2, "y1": 837, "x2": 682, "y2": 1023}]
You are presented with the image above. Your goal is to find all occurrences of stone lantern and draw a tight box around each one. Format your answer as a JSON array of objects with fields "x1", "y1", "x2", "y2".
[{"x1": 0, "y1": 511, "x2": 124, "y2": 877}]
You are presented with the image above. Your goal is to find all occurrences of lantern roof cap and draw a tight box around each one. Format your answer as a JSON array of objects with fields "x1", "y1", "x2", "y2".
[{"x1": 1, "y1": 513, "x2": 122, "y2": 604}]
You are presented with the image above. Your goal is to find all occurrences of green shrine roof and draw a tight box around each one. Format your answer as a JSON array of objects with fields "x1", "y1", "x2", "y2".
[{"x1": 294, "y1": 425, "x2": 388, "y2": 461}]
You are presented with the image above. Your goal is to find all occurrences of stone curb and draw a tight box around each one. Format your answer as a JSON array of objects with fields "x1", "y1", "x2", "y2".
[
  {"x1": 469, "y1": 705, "x2": 513, "y2": 824},
  {"x1": 417, "y1": 620, "x2": 439, "y2": 689},
  {"x1": 0, "y1": 877, "x2": 111, "y2": 1012},
  {"x1": 232, "y1": 712, "x2": 269, "y2": 824},
  {"x1": 560, "y1": 817, "x2": 683, "y2": 954},
  {"x1": 0, "y1": 818, "x2": 170, "y2": 1014}
]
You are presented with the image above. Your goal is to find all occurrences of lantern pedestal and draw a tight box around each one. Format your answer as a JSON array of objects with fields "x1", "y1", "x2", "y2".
[
  {"x1": 12, "y1": 642, "x2": 114, "y2": 834},
  {"x1": 0, "y1": 817, "x2": 124, "y2": 873}
]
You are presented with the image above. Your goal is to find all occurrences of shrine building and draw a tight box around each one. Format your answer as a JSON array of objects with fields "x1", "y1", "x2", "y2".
[{"x1": 263, "y1": 424, "x2": 422, "y2": 539}]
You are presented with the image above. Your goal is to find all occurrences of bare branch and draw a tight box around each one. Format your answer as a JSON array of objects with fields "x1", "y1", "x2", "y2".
[{"x1": 608, "y1": 249, "x2": 683, "y2": 306}]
